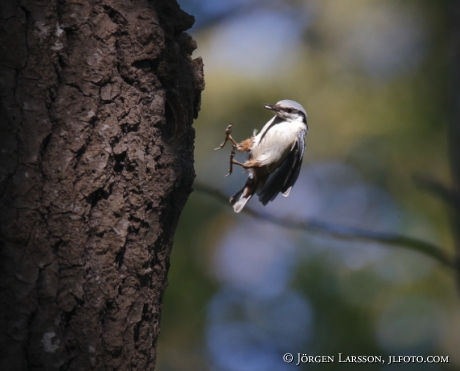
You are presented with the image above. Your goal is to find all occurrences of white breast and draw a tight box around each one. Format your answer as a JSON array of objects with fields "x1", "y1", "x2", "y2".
[{"x1": 251, "y1": 117, "x2": 305, "y2": 173}]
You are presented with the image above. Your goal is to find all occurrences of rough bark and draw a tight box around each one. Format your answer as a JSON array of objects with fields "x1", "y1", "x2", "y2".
[{"x1": 0, "y1": 0, "x2": 204, "y2": 370}]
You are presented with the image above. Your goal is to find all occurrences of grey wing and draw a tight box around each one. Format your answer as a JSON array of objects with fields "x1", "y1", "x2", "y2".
[{"x1": 257, "y1": 129, "x2": 306, "y2": 205}]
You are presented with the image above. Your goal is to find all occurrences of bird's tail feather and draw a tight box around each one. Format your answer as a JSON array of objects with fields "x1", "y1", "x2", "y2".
[
  {"x1": 232, "y1": 195, "x2": 251, "y2": 213},
  {"x1": 230, "y1": 178, "x2": 258, "y2": 213}
]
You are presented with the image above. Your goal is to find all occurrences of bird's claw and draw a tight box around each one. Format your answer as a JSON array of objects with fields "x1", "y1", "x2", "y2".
[
  {"x1": 225, "y1": 149, "x2": 235, "y2": 177},
  {"x1": 215, "y1": 124, "x2": 239, "y2": 176},
  {"x1": 214, "y1": 124, "x2": 234, "y2": 150}
]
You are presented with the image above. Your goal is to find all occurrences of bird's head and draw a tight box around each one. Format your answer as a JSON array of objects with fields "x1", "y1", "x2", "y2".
[{"x1": 264, "y1": 100, "x2": 308, "y2": 129}]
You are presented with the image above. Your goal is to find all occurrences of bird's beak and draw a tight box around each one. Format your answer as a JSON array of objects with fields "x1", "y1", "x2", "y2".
[{"x1": 264, "y1": 103, "x2": 278, "y2": 112}]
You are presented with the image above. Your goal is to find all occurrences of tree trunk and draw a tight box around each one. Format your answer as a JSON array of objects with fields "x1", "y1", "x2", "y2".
[{"x1": 0, "y1": 0, "x2": 204, "y2": 370}]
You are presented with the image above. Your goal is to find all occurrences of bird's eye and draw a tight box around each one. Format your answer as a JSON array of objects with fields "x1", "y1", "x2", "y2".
[{"x1": 286, "y1": 108, "x2": 292, "y2": 113}]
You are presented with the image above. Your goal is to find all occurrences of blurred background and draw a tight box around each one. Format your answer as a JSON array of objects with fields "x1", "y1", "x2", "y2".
[{"x1": 157, "y1": 0, "x2": 459, "y2": 370}]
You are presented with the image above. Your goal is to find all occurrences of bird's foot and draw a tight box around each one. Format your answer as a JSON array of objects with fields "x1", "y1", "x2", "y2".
[
  {"x1": 226, "y1": 156, "x2": 253, "y2": 176},
  {"x1": 225, "y1": 148, "x2": 236, "y2": 177},
  {"x1": 215, "y1": 124, "x2": 238, "y2": 150}
]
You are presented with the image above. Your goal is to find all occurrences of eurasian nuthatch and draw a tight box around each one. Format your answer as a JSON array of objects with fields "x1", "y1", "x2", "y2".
[{"x1": 215, "y1": 100, "x2": 308, "y2": 213}]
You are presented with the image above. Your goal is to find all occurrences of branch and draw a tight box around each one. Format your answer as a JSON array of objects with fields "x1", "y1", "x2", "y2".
[
  {"x1": 193, "y1": 182, "x2": 457, "y2": 270},
  {"x1": 413, "y1": 175, "x2": 460, "y2": 212}
]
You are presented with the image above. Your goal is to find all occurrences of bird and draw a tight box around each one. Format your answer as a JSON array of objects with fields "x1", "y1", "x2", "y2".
[{"x1": 215, "y1": 99, "x2": 308, "y2": 213}]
